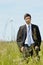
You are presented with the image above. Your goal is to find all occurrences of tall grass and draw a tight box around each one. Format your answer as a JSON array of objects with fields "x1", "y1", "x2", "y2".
[{"x1": 0, "y1": 41, "x2": 43, "y2": 65}]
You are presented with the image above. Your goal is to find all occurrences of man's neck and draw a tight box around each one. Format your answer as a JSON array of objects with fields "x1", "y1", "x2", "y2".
[{"x1": 26, "y1": 23, "x2": 31, "y2": 27}]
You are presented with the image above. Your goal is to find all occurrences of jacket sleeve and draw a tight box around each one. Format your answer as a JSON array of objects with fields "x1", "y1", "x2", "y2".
[
  {"x1": 36, "y1": 26, "x2": 41, "y2": 47},
  {"x1": 16, "y1": 27, "x2": 24, "y2": 48}
]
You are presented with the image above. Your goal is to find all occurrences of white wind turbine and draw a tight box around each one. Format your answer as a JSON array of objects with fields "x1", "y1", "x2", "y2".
[{"x1": 4, "y1": 18, "x2": 15, "y2": 41}]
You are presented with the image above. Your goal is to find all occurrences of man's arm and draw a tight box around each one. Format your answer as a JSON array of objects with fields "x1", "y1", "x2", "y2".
[
  {"x1": 37, "y1": 26, "x2": 41, "y2": 47},
  {"x1": 16, "y1": 27, "x2": 24, "y2": 49}
]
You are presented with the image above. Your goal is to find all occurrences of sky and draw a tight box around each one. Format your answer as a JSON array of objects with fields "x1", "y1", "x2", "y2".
[{"x1": 0, "y1": 0, "x2": 43, "y2": 41}]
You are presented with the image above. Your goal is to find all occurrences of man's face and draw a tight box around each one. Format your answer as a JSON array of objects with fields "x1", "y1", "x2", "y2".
[{"x1": 25, "y1": 16, "x2": 31, "y2": 24}]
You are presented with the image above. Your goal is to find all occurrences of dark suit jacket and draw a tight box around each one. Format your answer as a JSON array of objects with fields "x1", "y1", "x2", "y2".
[{"x1": 17, "y1": 24, "x2": 41, "y2": 50}]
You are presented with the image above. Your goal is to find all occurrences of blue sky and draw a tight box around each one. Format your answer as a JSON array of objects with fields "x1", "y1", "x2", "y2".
[{"x1": 0, "y1": 0, "x2": 43, "y2": 41}]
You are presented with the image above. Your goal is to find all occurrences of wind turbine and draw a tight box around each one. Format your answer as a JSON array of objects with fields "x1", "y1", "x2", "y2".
[{"x1": 4, "y1": 18, "x2": 15, "y2": 42}]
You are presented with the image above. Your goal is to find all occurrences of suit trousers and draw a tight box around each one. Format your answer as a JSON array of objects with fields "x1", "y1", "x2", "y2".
[{"x1": 22, "y1": 44, "x2": 39, "y2": 58}]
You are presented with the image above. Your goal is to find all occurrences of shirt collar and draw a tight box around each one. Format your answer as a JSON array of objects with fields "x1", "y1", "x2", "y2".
[{"x1": 26, "y1": 23, "x2": 31, "y2": 28}]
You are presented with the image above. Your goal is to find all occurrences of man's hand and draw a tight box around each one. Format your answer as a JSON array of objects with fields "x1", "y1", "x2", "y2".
[
  {"x1": 35, "y1": 46, "x2": 39, "y2": 50},
  {"x1": 20, "y1": 46, "x2": 24, "y2": 52}
]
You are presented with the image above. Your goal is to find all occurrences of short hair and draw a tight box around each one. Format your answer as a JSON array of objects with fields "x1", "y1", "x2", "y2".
[{"x1": 24, "y1": 13, "x2": 31, "y2": 19}]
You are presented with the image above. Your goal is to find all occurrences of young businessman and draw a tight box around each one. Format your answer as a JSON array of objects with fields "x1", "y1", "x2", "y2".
[{"x1": 17, "y1": 13, "x2": 41, "y2": 60}]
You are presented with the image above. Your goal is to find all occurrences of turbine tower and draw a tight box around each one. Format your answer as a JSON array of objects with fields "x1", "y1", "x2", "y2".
[{"x1": 4, "y1": 18, "x2": 15, "y2": 42}]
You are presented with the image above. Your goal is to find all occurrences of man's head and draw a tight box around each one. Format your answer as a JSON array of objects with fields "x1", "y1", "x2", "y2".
[{"x1": 24, "y1": 13, "x2": 31, "y2": 25}]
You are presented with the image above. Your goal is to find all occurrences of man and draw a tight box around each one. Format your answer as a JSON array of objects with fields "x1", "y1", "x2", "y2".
[{"x1": 17, "y1": 13, "x2": 41, "y2": 60}]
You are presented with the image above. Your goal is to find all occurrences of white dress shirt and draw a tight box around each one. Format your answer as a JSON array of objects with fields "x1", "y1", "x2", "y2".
[{"x1": 25, "y1": 23, "x2": 34, "y2": 46}]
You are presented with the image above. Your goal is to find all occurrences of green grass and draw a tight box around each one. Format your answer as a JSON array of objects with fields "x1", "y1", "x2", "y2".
[{"x1": 0, "y1": 41, "x2": 43, "y2": 65}]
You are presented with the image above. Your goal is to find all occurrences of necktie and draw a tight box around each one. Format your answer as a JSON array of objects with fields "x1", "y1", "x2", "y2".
[{"x1": 27, "y1": 25, "x2": 31, "y2": 46}]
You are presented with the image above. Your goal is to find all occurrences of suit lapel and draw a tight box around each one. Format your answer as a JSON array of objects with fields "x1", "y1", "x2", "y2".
[
  {"x1": 24, "y1": 24, "x2": 27, "y2": 39},
  {"x1": 31, "y1": 24, "x2": 34, "y2": 40},
  {"x1": 31, "y1": 24, "x2": 37, "y2": 41},
  {"x1": 24, "y1": 24, "x2": 34, "y2": 40}
]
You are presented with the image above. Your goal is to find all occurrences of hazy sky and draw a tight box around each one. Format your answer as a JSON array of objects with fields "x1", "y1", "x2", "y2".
[{"x1": 0, "y1": 0, "x2": 43, "y2": 41}]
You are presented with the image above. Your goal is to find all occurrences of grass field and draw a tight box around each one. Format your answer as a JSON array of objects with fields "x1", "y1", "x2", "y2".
[{"x1": 0, "y1": 41, "x2": 43, "y2": 65}]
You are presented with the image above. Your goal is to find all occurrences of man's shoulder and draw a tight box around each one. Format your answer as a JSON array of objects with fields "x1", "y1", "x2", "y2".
[
  {"x1": 19, "y1": 24, "x2": 26, "y2": 29},
  {"x1": 19, "y1": 24, "x2": 39, "y2": 29},
  {"x1": 32, "y1": 24, "x2": 39, "y2": 28}
]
